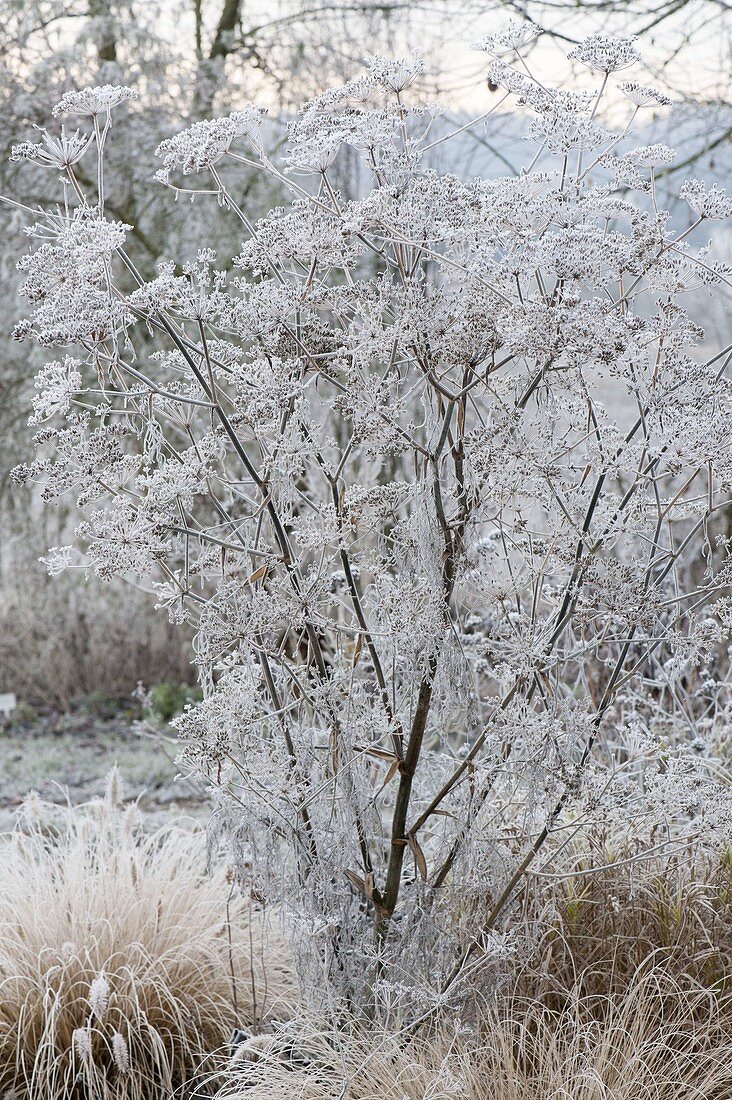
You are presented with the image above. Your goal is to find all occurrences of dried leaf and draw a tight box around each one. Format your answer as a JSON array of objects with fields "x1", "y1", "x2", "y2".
[
  {"x1": 382, "y1": 758, "x2": 400, "y2": 786},
  {"x1": 364, "y1": 746, "x2": 398, "y2": 762},
  {"x1": 344, "y1": 869, "x2": 367, "y2": 897},
  {"x1": 407, "y1": 833, "x2": 428, "y2": 881},
  {"x1": 247, "y1": 563, "x2": 268, "y2": 585},
  {"x1": 431, "y1": 807, "x2": 459, "y2": 821}
]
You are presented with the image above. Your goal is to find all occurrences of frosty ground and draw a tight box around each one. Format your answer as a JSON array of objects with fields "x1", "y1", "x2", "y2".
[{"x1": 0, "y1": 704, "x2": 209, "y2": 831}]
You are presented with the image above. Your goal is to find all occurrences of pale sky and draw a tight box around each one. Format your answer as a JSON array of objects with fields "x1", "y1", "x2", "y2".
[{"x1": 30, "y1": 0, "x2": 732, "y2": 114}]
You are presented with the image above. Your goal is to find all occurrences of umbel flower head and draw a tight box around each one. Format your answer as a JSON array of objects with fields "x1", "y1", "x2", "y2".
[
  {"x1": 681, "y1": 180, "x2": 732, "y2": 220},
  {"x1": 52, "y1": 84, "x2": 137, "y2": 118},
  {"x1": 29, "y1": 357, "x2": 83, "y2": 424},
  {"x1": 618, "y1": 81, "x2": 672, "y2": 108},
  {"x1": 364, "y1": 53, "x2": 425, "y2": 92},
  {"x1": 569, "y1": 34, "x2": 642, "y2": 72},
  {"x1": 11, "y1": 127, "x2": 92, "y2": 169},
  {"x1": 472, "y1": 18, "x2": 540, "y2": 56},
  {"x1": 155, "y1": 107, "x2": 266, "y2": 181}
]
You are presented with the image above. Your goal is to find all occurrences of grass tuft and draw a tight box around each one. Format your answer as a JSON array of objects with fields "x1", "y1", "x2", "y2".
[
  {"x1": 214, "y1": 974, "x2": 732, "y2": 1099},
  {"x1": 0, "y1": 789, "x2": 295, "y2": 1099}
]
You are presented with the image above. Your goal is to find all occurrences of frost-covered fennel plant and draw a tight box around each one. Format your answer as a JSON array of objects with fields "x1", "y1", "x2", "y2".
[{"x1": 8, "y1": 28, "x2": 732, "y2": 1024}]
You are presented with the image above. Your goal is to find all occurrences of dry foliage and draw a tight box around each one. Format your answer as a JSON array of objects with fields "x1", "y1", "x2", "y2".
[
  {"x1": 214, "y1": 974, "x2": 732, "y2": 1099},
  {"x1": 0, "y1": 777, "x2": 295, "y2": 1099},
  {"x1": 214, "y1": 834, "x2": 732, "y2": 1098},
  {"x1": 0, "y1": 554, "x2": 194, "y2": 706},
  {"x1": 3, "y1": 790, "x2": 732, "y2": 1098},
  {"x1": 516, "y1": 834, "x2": 732, "y2": 1006}
]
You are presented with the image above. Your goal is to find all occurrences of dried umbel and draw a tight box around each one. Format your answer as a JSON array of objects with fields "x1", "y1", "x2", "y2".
[{"x1": 8, "y1": 26, "x2": 732, "y2": 1023}]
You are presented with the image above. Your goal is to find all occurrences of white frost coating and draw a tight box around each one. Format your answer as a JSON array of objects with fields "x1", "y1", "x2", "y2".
[{"x1": 10, "y1": 29, "x2": 732, "y2": 1024}]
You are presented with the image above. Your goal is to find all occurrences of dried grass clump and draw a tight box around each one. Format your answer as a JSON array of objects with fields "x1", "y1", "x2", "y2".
[
  {"x1": 0, "y1": 776, "x2": 295, "y2": 1099},
  {"x1": 517, "y1": 834, "x2": 732, "y2": 1007},
  {"x1": 214, "y1": 974, "x2": 732, "y2": 1099}
]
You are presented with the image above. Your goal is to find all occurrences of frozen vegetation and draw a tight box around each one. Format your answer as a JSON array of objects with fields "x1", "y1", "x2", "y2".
[{"x1": 1, "y1": 2, "x2": 731, "y2": 1096}]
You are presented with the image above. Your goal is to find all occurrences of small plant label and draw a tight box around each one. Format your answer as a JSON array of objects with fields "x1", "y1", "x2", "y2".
[{"x1": 0, "y1": 693, "x2": 17, "y2": 718}]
